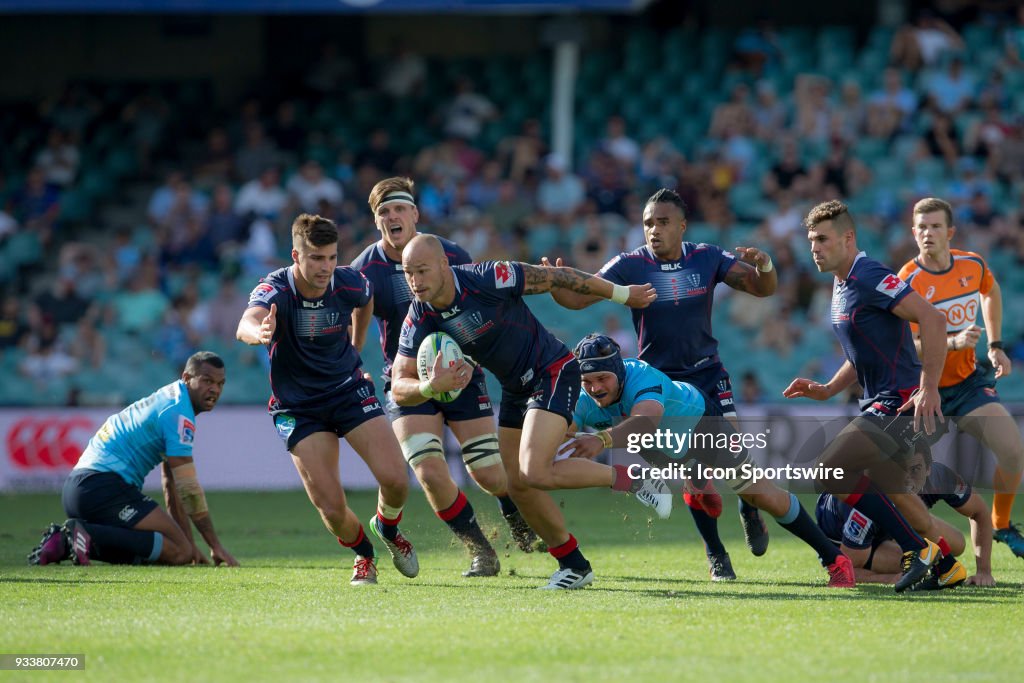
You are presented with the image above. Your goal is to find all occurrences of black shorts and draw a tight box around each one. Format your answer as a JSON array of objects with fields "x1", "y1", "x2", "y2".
[
  {"x1": 940, "y1": 366, "x2": 1000, "y2": 418},
  {"x1": 384, "y1": 372, "x2": 494, "y2": 423},
  {"x1": 673, "y1": 363, "x2": 736, "y2": 417},
  {"x1": 855, "y1": 392, "x2": 923, "y2": 455},
  {"x1": 62, "y1": 468, "x2": 158, "y2": 528},
  {"x1": 498, "y1": 353, "x2": 580, "y2": 430},
  {"x1": 271, "y1": 376, "x2": 385, "y2": 451}
]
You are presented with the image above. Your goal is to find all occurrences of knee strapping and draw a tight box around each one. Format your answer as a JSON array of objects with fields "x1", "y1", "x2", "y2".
[
  {"x1": 400, "y1": 433, "x2": 445, "y2": 466},
  {"x1": 460, "y1": 434, "x2": 502, "y2": 471}
]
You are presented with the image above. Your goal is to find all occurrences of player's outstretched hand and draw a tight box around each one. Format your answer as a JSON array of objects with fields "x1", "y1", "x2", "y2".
[
  {"x1": 258, "y1": 303, "x2": 277, "y2": 345},
  {"x1": 734, "y1": 246, "x2": 772, "y2": 270},
  {"x1": 782, "y1": 378, "x2": 831, "y2": 401},
  {"x1": 989, "y1": 346, "x2": 1012, "y2": 379},
  {"x1": 539, "y1": 256, "x2": 565, "y2": 268},
  {"x1": 898, "y1": 386, "x2": 944, "y2": 435},
  {"x1": 626, "y1": 283, "x2": 657, "y2": 308},
  {"x1": 966, "y1": 572, "x2": 995, "y2": 587},
  {"x1": 212, "y1": 545, "x2": 240, "y2": 567}
]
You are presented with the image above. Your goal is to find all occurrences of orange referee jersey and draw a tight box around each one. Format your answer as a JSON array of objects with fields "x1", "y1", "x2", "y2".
[{"x1": 898, "y1": 249, "x2": 995, "y2": 388}]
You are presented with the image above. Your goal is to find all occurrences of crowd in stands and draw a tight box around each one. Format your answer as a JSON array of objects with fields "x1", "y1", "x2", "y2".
[{"x1": 3, "y1": 6, "x2": 1024, "y2": 405}]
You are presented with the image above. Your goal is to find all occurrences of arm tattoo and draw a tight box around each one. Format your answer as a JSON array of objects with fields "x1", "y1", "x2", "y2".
[
  {"x1": 521, "y1": 263, "x2": 596, "y2": 295},
  {"x1": 723, "y1": 262, "x2": 757, "y2": 294}
]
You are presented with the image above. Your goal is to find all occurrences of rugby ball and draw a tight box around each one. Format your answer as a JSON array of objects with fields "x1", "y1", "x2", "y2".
[{"x1": 416, "y1": 332, "x2": 464, "y2": 402}]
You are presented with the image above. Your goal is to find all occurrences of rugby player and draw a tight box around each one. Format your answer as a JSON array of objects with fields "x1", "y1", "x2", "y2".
[
  {"x1": 352, "y1": 176, "x2": 537, "y2": 578},
  {"x1": 784, "y1": 200, "x2": 949, "y2": 592},
  {"x1": 29, "y1": 352, "x2": 238, "y2": 567},
  {"x1": 567, "y1": 334, "x2": 856, "y2": 587},
  {"x1": 237, "y1": 214, "x2": 416, "y2": 586},
  {"x1": 392, "y1": 234, "x2": 661, "y2": 589}
]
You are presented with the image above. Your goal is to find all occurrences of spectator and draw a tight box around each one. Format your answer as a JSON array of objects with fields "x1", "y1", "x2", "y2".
[
  {"x1": 305, "y1": 42, "x2": 355, "y2": 99},
  {"x1": 732, "y1": 17, "x2": 783, "y2": 76},
  {"x1": 33, "y1": 276, "x2": 91, "y2": 327},
  {"x1": 442, "y1": 77, "x2": 498, "y2": 142},
  {"x1": 193, "y1": 127, "x2": 235, "y2": 190},
  {"x1": 270, "y1": 101, "x2": 305, "y2": 164},
  {"x1": 600, "y1": 115, "x2": 640, "y2": 170},
  {"x1": 8, "y1": 166, "x2": 60, "y2": 241},
  {"x1": 740, "y1": 370, "x2": 763, "y2": 404},
  {"x1": 111, "y1": 258, "x2": 169, "y2": 334},
  {"x1": 867, "y1": 68, "x2": 918, "y2": 137},
  {"x1": 496, "y1": 118, "x2": 546, "y2": 184},
  {"x1": 603, "y1": 314, "x2": 637, "y2": 358},
  {"x1": 194, "y1": 275, "x2": 247, "y2": 345},
  {"x1": 147, "y1": 171, "x2": 206, "y2": 227},
  {"x1": 378, "y1": 44, "x2": 427, "y2": 99},
  {"x1": 235, "y1": 167, "x2": 287, "y2": 220},
  {"x1": 890, "y1": 10, "x2": 964, "y2": 71},
  {"x1": 0, "y1": 295, "x2": 28, "y2": 350},
  {"x1": 752, "y1": 80, "x2": 788, "y2": 140},
  {"x1": 34, "y1": 129, "x2": 80, "y2": 187},
  {"x1": 235, "y1": 123, "x2": 280, "y2": 183},
  {"x1": 287, "y1": 160, "x2": 343, "y2": 214},
  {"x1": 354, "y1": 128, "x2": 399, "y2": 174},
  {"x1": 537, "y1": 154, "x2": 585, "y2": 220},
  {"x1": 485, "y1": 180, "x2": 532, "y2": 235},
  {"x1": 925, "y1": 57, "x2": 976, "y2": 115}
]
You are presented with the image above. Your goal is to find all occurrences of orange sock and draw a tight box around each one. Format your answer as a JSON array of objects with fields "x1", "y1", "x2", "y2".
[{"x1": 992, "y1": 467, "x2": 1023, "y2": 530}]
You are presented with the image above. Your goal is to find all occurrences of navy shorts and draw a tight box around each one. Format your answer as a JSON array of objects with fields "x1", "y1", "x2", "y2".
[
  {"x1": 940, "y1": 366, "x2": 1000, "y2": 418},
  {"x1": 62, "y1": 468, "x2": 158, "y2": 528},
  {"x1": 855, "y1": 392, "x2": 923, "y2": 455},
  {"x1": 498, "y1": 353, "x2": 581, "y2": 430},
  {"x1": 271, "y1": 376, "x2": 385, "y2": 451},
  {"x1": 682, "y1": 388, "x2": 752, "y2": 488},
  {"x1": 669, "y1": 363, "x2": 735, "y2": 416},
  {"x1": 384, "y1": 371, "x2": 494, "y2": 423}
]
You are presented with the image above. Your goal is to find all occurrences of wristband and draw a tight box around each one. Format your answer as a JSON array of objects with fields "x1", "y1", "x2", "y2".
[
  {"x1": 610, "y1": 284, "x2": 630, "y2": 304},
  {"x1": 596, "y1": 430, "x2": 613, "y2": 449},
  {"x1": 419, "y1": 380, "x2": 438, "y2": 399},
  {"x1": 989, "y1": 341, "x2": 1004, "y2": 351},
  {"x1": 757, "y1": 256, "x2": 774, "y2": 273}
]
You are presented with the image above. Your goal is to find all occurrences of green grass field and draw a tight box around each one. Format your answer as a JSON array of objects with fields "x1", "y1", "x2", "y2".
[{"x1": 2, "y1": 487, "x2": 1022, "y2": 682}]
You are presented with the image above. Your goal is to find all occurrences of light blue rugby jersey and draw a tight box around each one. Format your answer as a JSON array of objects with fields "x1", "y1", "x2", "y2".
[
  {"x1": 572, "y1": 359, "x2": 706, "y2": 440},
  {"x1": 75, "y1": 380, "x2": 197, "y2": 489}
]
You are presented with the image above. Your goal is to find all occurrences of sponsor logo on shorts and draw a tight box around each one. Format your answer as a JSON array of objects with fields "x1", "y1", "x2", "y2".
[
  {"x1": 119, "y1": 505, "x2": 137, "y2": 523},
  {"x1": 844, "y1": 510, "x2": 872, "y2": 544},
  {"x1": 274, "y1": 414, "x2": 296, "y2": 442}
]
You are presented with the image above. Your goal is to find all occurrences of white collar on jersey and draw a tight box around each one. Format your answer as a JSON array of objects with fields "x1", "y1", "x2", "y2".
[
  {"x1": 287, "y1": 265, "x2": 334, "y2": 295},
  {"x1": 425, "y1": 267, "x2": 461, "y2": 311}
]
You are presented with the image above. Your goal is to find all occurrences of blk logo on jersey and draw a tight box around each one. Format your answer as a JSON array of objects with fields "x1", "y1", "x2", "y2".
[
  {"x1": 660, "y1": 263, "x2": 682, "y2": 271},
  {"x1": 875, "y1": 274, "x2": 907, "y2": 298},
  {"x1": 441, "y1": 306, "x2": 462, "y2": 319},
  {"x1": 494, "y1": 262, "x2": 516, "y2": 289},
  {"x1": 302, "y1": 300, "x2": 325, "y2": 309}
]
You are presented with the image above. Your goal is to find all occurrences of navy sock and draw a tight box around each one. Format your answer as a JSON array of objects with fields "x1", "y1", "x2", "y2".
[
  {"x1": 375, "y1": 511, "x2": 401, "y2": 542},
  {"x1": 80, "y1": 521, "x2": 158, "y2": 564},
  {"x1": 689, "y1": 507, "x2": 727, "y2": 557},
  {"x1": 549, "y1": 534, "x2": 590, "y2": 572},
  {"x1": 773, "y1": 493, "x2": 840, "y2": 566},
  {"x1": 339, "y1": 526, "x2": 375, "y2": 558},
  {"x1": 496, "y1": 494, "x2": 518, "y2": 517},
  {"x1": 845, "y1": 479, "x2": 925, "y2": 552},
  {"x1": 439, "y1": 491, "x2": 492, "y2": 551}
]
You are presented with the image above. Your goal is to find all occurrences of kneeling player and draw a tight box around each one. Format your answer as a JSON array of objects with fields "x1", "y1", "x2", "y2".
[
  {"x1": 816, "y1": 440, "x2": 987, "y2": 589},
  {"x1": 563, "y1": 334, "x2": 856, "y2": 587},
  {"x1": 29, "y1": 352, "x2": 238, "y2": 567}
]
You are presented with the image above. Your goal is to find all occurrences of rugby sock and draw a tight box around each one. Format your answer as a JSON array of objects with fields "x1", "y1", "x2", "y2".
[
  {"x1": 934, "y1": 536, "x2": 956, "y2": 574},
  {"x1": 375, "y1": 506, "x2": 403, "y2": 542},
  {"x1": 438, "y1": 490, "x2": 492, "y2": 551},
  {"x1": 612, "y1": 464, "x2": 640, "y2": 492},
  {"x1": 79, "y1": 522, "x2": 159, "y2": 564},
  {"x1": 992, "y1": 467, "x2": 1022, "y2": 529},
  {"x1": 844, "y1": 477, "x2": 926, "y2": 552},
  {"x1": 496, "y1": 494, "x2": 519, "y2": 517},
  {"x1": 774, "y1": 492, "x2": 840, "y2": 566},
  {"x1": 688, "y1": 507, "x2": 726, "y2": 557},
  {"x1": 549, "y1": 534, "x2": 590, "y2": 572},
  {"x1": 338, "y1": 526, "x2": 375, "y2": 559}
]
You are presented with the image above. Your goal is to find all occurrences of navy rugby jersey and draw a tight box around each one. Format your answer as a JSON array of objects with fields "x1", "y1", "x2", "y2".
[
  {"x1": 598, "y1": 243, "x2": 735, "y2": 378},
  {"x1": 247, "y1": 266, "x2": 372, "y2": 409},
  {"x1": 829, "y1": 253, "x2": 920, "y2": 406},
  {"x1": 817, "y1": 462, "x2": 971, "y2": 549},
  {"x1": 351, "y1": 236, "x2": 470, "y2": 378},
  {"x1": 397, "y1": 261, "x2": 569, "y2": 392}
]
